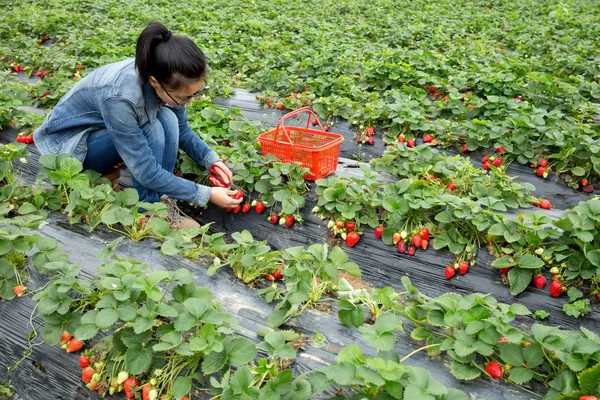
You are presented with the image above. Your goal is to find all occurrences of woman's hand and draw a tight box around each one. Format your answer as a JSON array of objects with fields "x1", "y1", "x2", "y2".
[
  {"x1": 209, "y1": 187, "x2": 243, "y2": 208},
  {"x1": 210, "y1": 161, "x2": 233, "y2": 186}
]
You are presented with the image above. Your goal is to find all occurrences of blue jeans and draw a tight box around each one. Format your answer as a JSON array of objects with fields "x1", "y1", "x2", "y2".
[{"x1": 83, "y1": 107, "x2": 179, "y2": 203}]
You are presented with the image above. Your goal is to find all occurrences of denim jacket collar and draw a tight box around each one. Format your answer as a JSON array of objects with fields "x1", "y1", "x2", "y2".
[{"x1": 142, "y1": 80, "x2": 160, "y2": 123}]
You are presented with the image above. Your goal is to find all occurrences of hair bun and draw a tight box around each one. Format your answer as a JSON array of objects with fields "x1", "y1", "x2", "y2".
[{"x1": 162, "y1": 31, "x2": 173, "y2": 42}]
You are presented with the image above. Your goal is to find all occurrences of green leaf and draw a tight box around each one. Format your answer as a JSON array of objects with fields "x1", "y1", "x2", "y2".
[
  {"x1": 508, "y1": 268, "x2": 533, "y2": 295},
  {"x1": 172, "y1": 376, "x2": 192, "y2": 399},
  {"x1": 509, "y1": 367, "x2": 534, "y2": 385},
  {"x1": 338, "y1": 300, "x2": 365, "y2": 328},
  {"x1": 450, "y1": 361, "x2": 481, "y2": 380},
  {"x1": 586, "y1": 250, "x2": 600, "y2": 267},
  {"x1": 578, "y1": 364, "x2": 600, "y2": 396},
  {"x1": 125, "y1": 346, "x2": 153, "y2": 374},
  {"x1": 96, "y1": 308, "x2": 119, "y2": 329},
  {"x1": 499, "y1": 343, "x2": 525, "y2": 366},
  {"x1": 517, "y1": 254, "x2": 544, "y2": 269},
  {"x1": 73, "y1": 324, "x2": 99, "y2": 341},
  {"x1": 226, "y1": 337, "x2": 257, "y2": 366},
  {"x1": 324, "y1": 362, "x2": 356, "y2": 385}
]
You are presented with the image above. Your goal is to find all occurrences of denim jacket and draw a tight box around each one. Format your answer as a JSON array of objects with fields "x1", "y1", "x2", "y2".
[{"x1": 33, "y1": 58, "x2": 219, "y2": 206}]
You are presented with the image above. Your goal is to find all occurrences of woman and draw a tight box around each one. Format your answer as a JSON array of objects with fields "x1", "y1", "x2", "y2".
[{"x1": 33, "y1": 21, "x2": 242, "y2": 228}]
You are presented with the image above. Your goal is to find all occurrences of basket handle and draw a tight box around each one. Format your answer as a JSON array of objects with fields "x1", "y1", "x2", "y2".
[{"x1": 271, "y1": 106, "x2": 326, "y2": 144}]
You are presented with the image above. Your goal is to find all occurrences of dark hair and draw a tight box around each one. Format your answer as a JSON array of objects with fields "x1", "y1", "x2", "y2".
[{"x1": 135, "y1": 21, "x2": 206, "y2": 90}]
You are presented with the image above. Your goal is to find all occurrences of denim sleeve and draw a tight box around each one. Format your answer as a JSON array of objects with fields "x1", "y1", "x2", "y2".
[
  {"x1": 170, "y1": 105, "x2": 221, "y2": 169},
  {"x1": 101, "y1": 98, "x2": 212, "y2": 206}
]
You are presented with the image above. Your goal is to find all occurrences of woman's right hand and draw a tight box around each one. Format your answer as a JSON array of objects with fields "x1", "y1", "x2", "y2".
[{"x1": 209, "y1": 187, "x2": 243, "y2": 208}]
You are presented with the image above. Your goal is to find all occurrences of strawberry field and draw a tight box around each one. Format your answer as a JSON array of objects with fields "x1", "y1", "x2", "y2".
[{"x1": 1, "y1": 0, "x2": 600, "y2": 399}]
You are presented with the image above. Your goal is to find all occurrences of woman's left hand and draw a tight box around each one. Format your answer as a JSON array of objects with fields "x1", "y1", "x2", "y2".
[{"x1": 211, "y1": 161, "x2": 233, "y2": 186}]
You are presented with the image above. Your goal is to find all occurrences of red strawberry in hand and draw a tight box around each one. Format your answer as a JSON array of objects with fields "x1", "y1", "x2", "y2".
[
  {"x1": 397, "y1": 240, "x2": 406, "y2": 254},
  {"x1": 549, "y1": 280, "x2": 565, "y2": 297},
  {"x1": 423, "y1": 134, "x2": 433, "y2": 143},
  {"x1": 285, "y1": 215, "x2": 295, "y2": 227},
  {"x1": 459, "y1": 261, "x2": 469, "y2": 275},
  {"x1": 241, "y1": 203, "x2": 251, "y2": 213},
  {"x1": 407, "y1": 245, "x2": 416, "y2": 256},
  {"x1": 346, "y1": 232, "x2": 360, "y2": 247},
  {"x1": 255, "y1": 201, "x2": 265, "y2": 213},
  {"x1": 445, "y1": 265, "x2": 456, "y2": 279},
  {"x1": 485, "y1": 361, "x2": 503, "y2": 379},
  {"x1": 375, "y1": 226, "x2": 384, "y2": 239},
  {"x1": 345, "y1": 221, "x2": 355, "y2": 231},
  {"x1": 533, "y1": 274, "x2": 546, "y2": 289},
  {"x1": 412, "y1": 235, "x2": 422, "y2": 248}
]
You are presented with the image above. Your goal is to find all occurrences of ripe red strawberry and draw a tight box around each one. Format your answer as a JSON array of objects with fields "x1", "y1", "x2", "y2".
[
  {"x1": 346, "y1": 232, "x2": 360, "y2": 247},
  {"x1": 579, "y1": 396, "x2": 599, "y2": 400},
  {"x1": 12, "y1": 64, "x2": 20, "y2": 72},
  {"x1": 481, "y1": 155, "x2": 489, "y2": 164},
  {"x1": 412, "y1": 235, "x2": 422, "y2": 248},
  {"x1": 60, "y1": 331, "x2": 72, "y2": 345},
  {"x1": 142, "y1": 384, "x2": 152, "y2": 400},
  {"x1": 549, "y1": 281, "x2": 565, "y2": 297},
  {"x1": 397, "y1": 240, "x2": 406, "y2": 253},
  {"x1": 461, "y1": 143, "x2": 469, "y2": 153},
  {"x1": 233, "y1": 205, "x2": 241, "y2": 214},
  {"x1": 345, "y1": 221, "x2": 356, "y2": 231},
  {"x1": 124, "y1": 377, "x2": 140, "y2": 400},
  {"x1": 392, "y1": 232, "x2": 401, "y2": 244},
  {"x1": 485, "y1": 361, "x2": 503, "y2": 379},
  {"x1": 539, "y1": 199, "x2": 552, "y2": 210},
  {"x1": 375, "y1": 226, "x2": 384, "y2": 239},
  {"x1": 270, "y1": 214, "x2": 279, "y2": 224},
  {"x1": 406, "y1": 139, "x2": 416, "y2": 148},
  {"x1": 407, "y1": 245, "x2": 416, "y2": 256},
  {"x1": 423, "y1": 134, "x2": 433, "y2": 143},
  {"x1": 66, "y1": 338, "x2": 84, "y2": 353},
  {"x1": 419, "y1": 227, "x2": 430, "y2": 240},
  {"x1": 459, "y1": 261, "x2": 469, "y2": 275},
  {"x1": 267, "y1": 274, "x2": 275, "y2": 281},
  {"x1": 82, "y1": 367, "x2": 94, "y2": 383},
  {"x1": 492, "y1": 158, "x2": 502, "y2": 167},
  {"x1": 365, "y1": 127, "x2": 375, "y2": 136},
  {"x1": 496, "y1": 146, "x2": 505, "y2": 154},
  {"x1": 499, "y1": 337, "x2": 509, "y2": 342},
  {"x1": 581, "y1": 179, "x2": 588, "y2": 186},
  {"x1": 447, "y1": 182, "x2": 456, "y2": 191},
  {"x1": 79, "y1": 355, "x2": 91, "y2": 369},
  {"x1": 13, "y1": 285, "x2": 25, "y2": 297},
  {"x1": 335, "y1": 221, "x2": 344, "y2": 229},
  {"x1": 533, "y1": 274, "x2": 547, "y2": 289},
  {"x1": 241, "y1": 203, "x2": 251, "y2": 213},
  {"x1": 445, "y1": 265, "x2": 456, "y2": 279},
  {"x1": 483, "y1": 162, "x2": 491, "y2": 170},
  {"x1": 536, "y1": 166, "x2": 546, "y2": 177},
  {"x1": 36, "y1": 71, "x2": 43, "y2": 77},
  {"x1": 500, "y1": 267, "x2": 511, "y2": 275},
  {"x1": 429, "y1": 86, "x2": 436, "y2": 93},
  {"x1": 275, "y1": 104, "x2": 284, "y2": 110},
  {"x1": 583, "y1": 185, "x2": 594, "y2": 193},
  {"x1": 255, "y1": 201, "x2": 265, "y2": 213},
  {"x1": 271, "y1": 267, "x2": 283, "y2": 280},
  {"x1": 225, "y1": 208, "x2": 232, "y2": 213},
  {"x1": 285, "y1": 215, "x2": 295, "y2": 227},
  {"x1": 421, "y1": 239, "x2": 429, "y2": 250},
  {"x1": 398, "y1": 134, "x2": 405, "y2": 143},
  {"x1": 233, "y1": 190, "x2": 243, "y2": 200},
  {"x1": 514, "y1": 95, "x2": 521, "y2": 100},
  {"x1": 539, "y1": 159, "x2": 548, "y2": 167}
]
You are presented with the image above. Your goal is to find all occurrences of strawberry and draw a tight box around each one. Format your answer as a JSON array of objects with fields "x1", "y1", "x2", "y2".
[
  {"x1": 392, "y1": 232, "x2": 401, "y2": 244},
  {"x1": 579, "y1": 396, "x2": 599, "y2": 400},
  {"x1": 285, "y1": 215, "x2": 295, "y2": 227},
  {"x1": 434, "y1": 91, "x2": 440, "y2": 97},
  {"x1": 270, "y1": 214, "x2": 279, "y2": 224},
  {"x1": 375, "y1": 226, "x2": 384, "y2": 239},
  {"x1": 483, "y1": 162, "x2": 491, "y2": 170},
  {"x1": 549, "y1": 280, "x2": 565, "y2": 297},
  {"x1": 407, "y1": 245, "x2": 416, "y2": 256},
  {"x1": 267, "y1": 274, "x2": 275, "y2": 281},
  {"x1": 398, "y1": 133, "x2": 405, "y2": 143},
  {"x1": 275, "y1": 104, "x2": 284, "y2": 110},
  {"x1": 500, "y1": 267, "x2": 511, "y2": 275},
  {"x1": 536, "y1": 166, "x2": 546, "y2": 177},
  {"x1": 12, "y1": 64, "x2": 20, "y2": 72},
  {"x1": 481, "y1": 155, "x2": 489, "y2": 164},
  {"x1": 421, "y1": 239, "x2": 429, "y2": 250},
  {"x1": 82, "y1": 367, "x2": 94, "y2": 383},
  {"x1": 406, "y1": 139, "x2": 415, "y2": 148},
  {"x1": 233, "y1": 205, "x2": 241, "y2": 214},
  {"x1": 345, "y1": 221, "x2": 356, "y2": 231},
  {"x1": 492, "y1": 158, "x2": 502, "y2": 167},
  {"x1": 496, "y1": 146, "x2": 505, "y2": 154},
  {"x1": 459, "y1": 261, "x2": 469, "y2": 275},
  {"x1": 233, "y1": 190, "x2": 243, "y2": 200},
  {"x1": 583, "y1": 185, "x2": 594, "y2": 193},
  {"x1": 533, "y1": 274, "x2": 546, "y2": 289},
  {"x1": 581, "y1": 179, "x2": 588, "y2": 186},
  {"x1": 271, "y1": 267, "x2": 283, "y2": 280},
  {"x1": 445, "y1": 265, "x2": 456, "y2": 279},
  {"x1": 397, "y1": 240, "x2": 406, "y2": 253},
  {"x1": 461, "y1": 143, "x2": 469, "y2": 153},
  {"x1": 499, "y1": 337, "x2": 509, "y2": 342},
  {"x1": 365, "y1": 127, "x2": 375, "y2": 136},
  {"x1": 411, "y1": 235, "x2": 422, "y2": 248},
  {"x1": 429, "y1": 86, "x2": 436, "y2": 93},
  {"x1": 142, "y1": 384, "x2": 152, "y2": 400},
  {"x1": 447, "y1": 182, "x2": 457, "y2": 191},
  {"x1": 346, "y1": 232, "x2": 360, "y2": 247},
  {"x1": 241, "y1": 203, "x2": 251, "y2": 213},
  {"x1": 13, "y1": 285, "x2": 25, "y2": 297},
  {"x1": 79, "y1": 355, "x2": 91, "y2": 369},
  {"x1": 514, "y1": 95, "x2": 521, "y2": 100},
  {"x1": 539, "y1": 159, "x2": 548, "y2": 167},
  {"x1": 66, "y1": 338, "x2": 84, "y2": 353},
  {"x1": 367, "y1": 137, "x2": 374, "y2": 146},
  {"x1": 124, "y1": 377, "x2": 140, "y2": 400},
  {"x1": 539, "y1": 199, "x2": 552, "y2": 210},
  {"x1": 36, "y1": 71, "x2": 43, "y2": 77},
  {"x1": 255, "y1": 201, "x2": 265, "y2": 213},
  {"x1": 225, "y1": 208, "x2": 232, "y2": 213},
  {"x1": 423, "y1": 134, "x2": 433, "y2": 143},
  {"x1": 419, "y1": 227, "x2": 430, "y2": 240},
  {"x1": 485, "y1": 361, "x2": 503, "y2": 379},
  {"x1": 335, "y1": 220, "x2": 344, "y2": 229},
  {"x1": 60, "y1": 331, "x2": 72, "y2": 345}
]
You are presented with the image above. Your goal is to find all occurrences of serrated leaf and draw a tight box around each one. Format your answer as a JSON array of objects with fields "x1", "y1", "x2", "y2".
[{"x1": 450, "y1": 361, "x2": 481, "y2": 380}]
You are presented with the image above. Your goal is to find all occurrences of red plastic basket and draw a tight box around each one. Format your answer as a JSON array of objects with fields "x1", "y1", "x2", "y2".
[{"x1": 257, "y1": 107, "x2": 344, "y2": 180}]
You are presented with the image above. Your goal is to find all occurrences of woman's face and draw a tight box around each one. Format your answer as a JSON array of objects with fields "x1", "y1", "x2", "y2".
[{"x1": 150, "y1": 76, "x2": 205, "y2": 107}]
